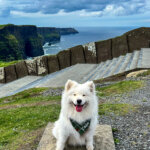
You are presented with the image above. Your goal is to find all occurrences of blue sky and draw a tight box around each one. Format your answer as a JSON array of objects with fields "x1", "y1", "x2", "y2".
[{"x1": 0, "y1": 0, "x2": 150, "y2": 27}]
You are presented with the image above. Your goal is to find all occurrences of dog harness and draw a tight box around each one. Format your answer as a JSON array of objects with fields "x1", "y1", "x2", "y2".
[{"x1": 70, "y1": 118, "x2": 91, "y2": 135}]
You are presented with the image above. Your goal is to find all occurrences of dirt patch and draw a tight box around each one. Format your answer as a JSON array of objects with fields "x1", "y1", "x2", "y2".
[
  {"x1": 17, "y1": 128, "x2": 45, "y2": 150},
  {"x1": 0, "y1": 101, "x2": 61, "y2": 110}
]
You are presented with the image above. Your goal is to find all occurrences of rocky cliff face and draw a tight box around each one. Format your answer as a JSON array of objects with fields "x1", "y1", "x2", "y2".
[
  {"x1": 0, "y1": 24, "x2": 44, "y2": 61},
  {"x1": 37, "y1": 27, "x2": 60, "y2": 45}
]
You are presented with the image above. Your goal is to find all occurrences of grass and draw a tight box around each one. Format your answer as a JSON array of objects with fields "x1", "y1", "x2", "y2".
[
  {"x1": 0, "y1": 60, "x2": 21, "y2": 67},
  {"x1": 0, "y1": 87, "x2": 61, "y2": 150},
  {"x1": 99, "y1": 103, "x2": 137, "y2": 116},
  {"x1": 96, "y1": 80, "x2": 144, "y2": 97},
  {"x1": 0, "y1": 88, "x2": 61, "y2": 107},
  {"x1": 0, "y1": 105, "x2": 60, "y2": 150}
]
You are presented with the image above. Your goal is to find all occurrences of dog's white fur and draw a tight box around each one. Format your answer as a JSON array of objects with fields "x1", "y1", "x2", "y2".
[{"x1": 52, "y1": 80, "x2": 98, "y2": 150}]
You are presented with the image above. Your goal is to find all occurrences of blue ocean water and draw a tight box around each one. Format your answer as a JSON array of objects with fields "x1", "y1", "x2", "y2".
[{"x1": 43, "y1": 26, "x2": 137, "y2": 55}]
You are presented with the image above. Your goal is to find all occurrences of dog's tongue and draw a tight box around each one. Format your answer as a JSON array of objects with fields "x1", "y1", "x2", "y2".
[{"x1": 75, "y1": 105, "x2": 83, "y2": 112}]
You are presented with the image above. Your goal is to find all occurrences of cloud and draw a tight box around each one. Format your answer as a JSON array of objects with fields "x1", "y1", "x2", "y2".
[{"x1": 0, "y1": 0, "x2": 150, "y2": 17}]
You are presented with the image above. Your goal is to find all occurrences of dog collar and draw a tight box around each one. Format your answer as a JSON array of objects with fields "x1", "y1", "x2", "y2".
[{"x1": 70, "y1": 118, "x2": 91, "y2": 135}]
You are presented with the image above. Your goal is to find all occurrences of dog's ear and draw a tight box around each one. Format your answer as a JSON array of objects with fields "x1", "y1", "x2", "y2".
[
  {"x1": 87, "y1": 81, "x2": 95, "y2": 93},
  {"x1": 65, "y1": 80, "x2": 77, "y2": 91}
]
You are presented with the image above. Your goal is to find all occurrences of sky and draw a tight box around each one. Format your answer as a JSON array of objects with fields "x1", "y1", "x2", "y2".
[{"x1": 0, "y1": 0, "x2": 150, "y2": 27}]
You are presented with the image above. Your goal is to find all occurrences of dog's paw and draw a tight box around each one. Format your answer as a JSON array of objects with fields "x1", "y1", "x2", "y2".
[{"x1": 86, "y1": 145, "x2": 94, "y2": 150}]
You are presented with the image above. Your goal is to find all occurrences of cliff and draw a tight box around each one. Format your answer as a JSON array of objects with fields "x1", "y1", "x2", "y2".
[
  {"x1": 0, "y1": 24, "x2": 44, "y2": 61},
  {"x1": 37, "y1": 27, "x2": 78, "y2": 45},
  {"x1": 57, "y1": 28, "x2": 79, "y2": 35},
  {"x1": 37, "y1": 27, "x2": 60, "y2": 45}
]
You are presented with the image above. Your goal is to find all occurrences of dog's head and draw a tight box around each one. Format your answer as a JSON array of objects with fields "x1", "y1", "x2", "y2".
[{"x1": 63, "y1": 80, "x2": 96, "y2": 112}]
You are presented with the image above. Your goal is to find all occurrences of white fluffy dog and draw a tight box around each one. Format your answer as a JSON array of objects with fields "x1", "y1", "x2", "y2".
[{"x1": 52, "y1": 80, "x2": 98, "y2": 150}]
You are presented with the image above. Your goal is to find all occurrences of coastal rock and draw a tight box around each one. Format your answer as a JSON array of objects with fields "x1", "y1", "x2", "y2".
[
  {"x1": 5, "y1": 65, "x2": 17, "y2": 83},
  {"x1": 57, "y1": 50, "x2": 71, "y2": 69},
  {"x1": 112, "y1": 35, "x2": 128, "y2": 58},
  {"x1": 84, "y1": 46, "x2": 97, "y2": 64},
  {"x1": 95, "y1": 39, "x2": 112, "y2": 63},
  {"x1": 37, "y1": 123, "x2": 115, "y2": 150},
  {"x1": 47, "y1": 55, "x2": 60, "y2": 73},
  {"x1": 0, "y1": 67, "x2": 5, "y2": 83},
  {"x1": 36, "y1": 56, "x2": 48, "y2": 76},
  {"x1": 15, "y1": 61, "x2": 28, "y2": 78},
  {"x1": 126, "y1": 27, "x2": 150, "y2": 52},
  {"x1": 70, "y1": 45, "x2": 85, "y2": 65},
  {"x1": 25, "y1": 59, "x2": 37, "y2": 75}
]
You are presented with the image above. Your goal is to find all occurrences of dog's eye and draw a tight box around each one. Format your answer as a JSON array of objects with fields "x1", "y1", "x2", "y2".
[
  {"x1": 73, "y1": 94, "x2": 76, "y2": 96},
  {"x1": 83, "y1": 94, "x2": 86, "y2": 97}
]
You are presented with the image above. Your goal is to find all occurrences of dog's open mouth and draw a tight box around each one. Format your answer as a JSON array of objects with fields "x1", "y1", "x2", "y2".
[{"x1": 74, "y1": 104, "x2": 84, "y2": 112}]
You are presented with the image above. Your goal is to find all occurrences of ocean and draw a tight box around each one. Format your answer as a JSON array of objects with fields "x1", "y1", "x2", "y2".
[{"x1": 43, "y1": 26, "x2": 138, "y2": 55}]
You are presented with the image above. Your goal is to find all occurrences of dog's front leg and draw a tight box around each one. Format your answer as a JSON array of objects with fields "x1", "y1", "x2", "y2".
[
  {"x1": 56, "y1": 135, "x2": 68, "y2": 150},
  {"x1": 86, "y1": 134, "x2": 94, "y2": 150}
]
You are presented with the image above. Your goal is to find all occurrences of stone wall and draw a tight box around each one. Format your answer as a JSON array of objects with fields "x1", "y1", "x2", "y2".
[{"x1": 0, "y1": 27, "x2": 150, "y2": 84}]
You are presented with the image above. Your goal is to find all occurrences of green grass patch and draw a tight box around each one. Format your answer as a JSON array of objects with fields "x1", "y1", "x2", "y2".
[
  {"x1": 114, "y1": 138, "x2": 120, "y2": 144},
  {"x1": 0, "y1": 88, "x2": 61, "y2": 107},
  {"x1": 99, "y1": 103, "x2": 137, "y2": 116},
  {"x1": 0, "y1": 105, "x2": 60, "y2": 149},
  {"x1": 96, "y1": 80, "x2": 144, "y2": 97},
  {"x1": 136, "y1": 70, "x2": 150, "y2": 77},
  {"x1": 0, "y1": 60, "x2": 21, "y2": 67}
]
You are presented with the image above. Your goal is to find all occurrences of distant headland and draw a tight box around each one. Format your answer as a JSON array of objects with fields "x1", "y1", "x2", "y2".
[{"x1": 0, "y1": 24, "x2": 78, "y2": 61}]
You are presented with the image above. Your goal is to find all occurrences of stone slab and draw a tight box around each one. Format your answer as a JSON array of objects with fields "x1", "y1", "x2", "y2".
[
  {"x1": 0, "y1": 67, "x2": 5, "y2": 83},
  {"x1": 57, "y1": 50, "x2": 71, "y2": 69},
  {"x1": 25, "y1": 59, "x2": 38, "y2": 75},
  {"x1": 5, "y1": 65, "x2": 17, "y2": 83},
  {"x1": 70, "y1": 45, "x2": 85, "y2": 65},
  {"x1": 37, "y1": 123, "x2": 115, "y2": 150},
  {"x1": 47, "y1": 55, "x2": 60, "y2": 73},
  {"x1": 36, "y1": 56, "x2": 48, "y2": 76},
  {"x1": 95, "y1": 39, "x2": 112, "y2": 63},
  {"x1": 126, "y1": 27, "x2": 150, "y2": 52},
  {"x1": 84, "y1": 46, "x2": 97, "y2": 64},
  {"x1": 15, "y1": 61, "x2": 28, "y2": 78},
  {"x1": 112, "y1": 35, "x2": 128, "y2": 58}
]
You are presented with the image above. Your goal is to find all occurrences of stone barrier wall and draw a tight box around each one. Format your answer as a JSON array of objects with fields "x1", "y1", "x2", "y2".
[{"x1": 0, "y1": 27, "x2": 150, "y2": 83}]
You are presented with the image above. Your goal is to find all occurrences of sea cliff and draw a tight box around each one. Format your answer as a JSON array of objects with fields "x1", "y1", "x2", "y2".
[{"x1": 0, "y1": 24, "x2": 78, "y2": 61}]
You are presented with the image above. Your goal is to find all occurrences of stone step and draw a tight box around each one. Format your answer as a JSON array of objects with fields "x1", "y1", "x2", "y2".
[
  {"x1": 37, "y1": 123, "x2": 115, "y2": 150},
  {"x1": 137, "y1": 49, "x2": 143, "y2": 68},
  {"x1": 117, "y1": 53, "x2": 133, "y2": 74},
  {"x1": 124, "y1": 52, "x2": 134, "y2": 71},
  {"x1": 90, "y1": 60, "x2": 111, "y2": 80},
  {"x1": 128, "y1": 50, "x2": 140, "y2": 70},
  {"x1": 104, "y1": 55, "x2": 124, "y2": 78},
  {"x1": 98, "y1": 58, "x2": 118, "y2": 79},
  {"x1": 0, "y1": 76, "x2": 42, "y2": 98},
  {"x1": 139, "y1": 48, "x2": 150, "y2": 68},
  {"x1": 81, "y1": 62, "x2": 103, "y2": 82},
  {"x1": 37, "y1": 64, "x2": 97, "y2": 87}
]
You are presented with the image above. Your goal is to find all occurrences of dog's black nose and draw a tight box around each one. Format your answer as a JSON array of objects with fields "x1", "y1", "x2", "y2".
[{"x1": 77, "y1": 99, "x2": 82, "y2": 104}]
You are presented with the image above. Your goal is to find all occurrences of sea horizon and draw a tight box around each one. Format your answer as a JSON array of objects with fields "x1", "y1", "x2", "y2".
[{"x1": 43, "y1": 26, "x2": 139, "y2": 55}]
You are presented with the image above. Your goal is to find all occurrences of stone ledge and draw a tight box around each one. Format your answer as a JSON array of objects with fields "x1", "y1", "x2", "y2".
[{"x1": 37, "y1": 122, "x2": 115, "y2": 150}]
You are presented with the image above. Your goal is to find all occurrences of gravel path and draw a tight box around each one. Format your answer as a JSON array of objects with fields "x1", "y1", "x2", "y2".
[
  {"x1": 99, "y1": 76, "x2": 150, "y2": 150},
  {"x1": 42, "y1": 76, "x2": 150, "y2": 150}
]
